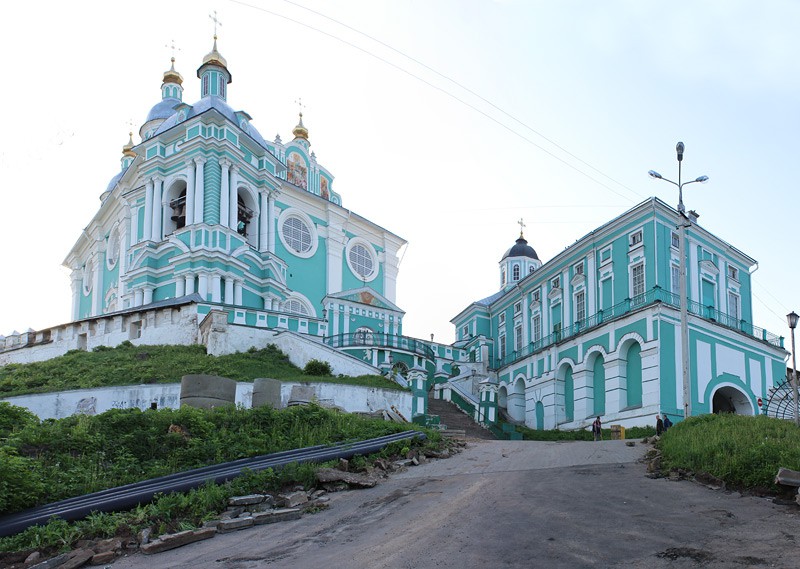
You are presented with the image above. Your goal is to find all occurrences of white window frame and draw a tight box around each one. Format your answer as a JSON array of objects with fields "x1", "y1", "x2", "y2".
[
  {"x1": 514, "y1": 323, "x2": 523, "y2": 352},
  {"x1": 499, "y1": 312, "x2": 506, "y2": 326},
  {"x1": 629, "y1": 229, "x2": 643, "y2": 248},
  {"x1": 671, "y1": 264, "x2": 681, "y2": 294},
  {"x1": 727, "y1": 265, "x2": 739, "y2": 282},
  {"x1": 512, "y1": 263, "x2": 520, "y2": 281},
  {"x1": 631, "y1": 262, "x2": 645, "y2": 297},
  {"x1": 532, "y1": 289, "x2": 541, "y2": 303},
  {"x1": 728, "y1": 291, "x2": 741, "y2": 320},
  {"x1": 498, "y1": 333, "x2": 506, "y2": 361},
  {"x1": 574, "y1": 261, "x2": 584, "y2": 275},
  {"x1": 514, "y1": 301, "x2": 521, "y2": 315},
  {"x1": 277, "y1": 209, "x2": 319, "y2": 259},
  {"x1": 345, "y1": 237, "x2": 378, "y2": 282},
  {"x1": 671, "y1": 231, "x2": 680, "y2": 249},
  {"x1": 551, "y1": 276, "x2": 561, "y2": 289},
  {"x1": 600, "y1": 245, "x2": 613, "y2": 266},
  {"x1": 532, "y1": 314, "x2": 542, "y2": 343},
  {"x1": 575, "y1": 290, "x2": 586, "y2": 322}
]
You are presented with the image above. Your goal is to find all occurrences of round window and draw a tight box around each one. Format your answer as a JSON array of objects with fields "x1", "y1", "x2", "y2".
[
  {"x1": 349, "y1": 243, "x2": 374, "y2": 279},
  {"x1": 282, "y1": 216, "x2": 312, "y2": 254}
]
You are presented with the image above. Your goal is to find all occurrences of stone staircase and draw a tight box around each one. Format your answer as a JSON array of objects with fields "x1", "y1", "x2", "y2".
[{"x1": 427, "y1": 397, "x2": 496, "y2": 440}]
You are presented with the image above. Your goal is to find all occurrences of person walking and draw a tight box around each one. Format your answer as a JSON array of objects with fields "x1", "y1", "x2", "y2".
[
  {"x1": 656, "y1": 414, "x2": 664, "y2": 436},
  {"x1": 592, "y1": 416, "x2": 602, "y2": 441},
  {"x1": 663, "y1": 414, "x2": 673, "y2": 431}
]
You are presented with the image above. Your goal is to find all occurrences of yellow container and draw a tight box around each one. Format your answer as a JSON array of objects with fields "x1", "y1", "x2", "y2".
[{"x1": 610, "y1": 424, "x2": 626, "y2": 440}]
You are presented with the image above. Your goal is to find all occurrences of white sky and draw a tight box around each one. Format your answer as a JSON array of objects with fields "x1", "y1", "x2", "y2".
[{"x1": 1, "y1": 0, "x2": 798, "y2": 347}]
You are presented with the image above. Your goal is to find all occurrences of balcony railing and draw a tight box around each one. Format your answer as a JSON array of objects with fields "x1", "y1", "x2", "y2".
[
  {"x1": 490, "y1": 286, "x2": 783, "y2": 370},
  {"x1": 325, "y1": 332, "x2": 435, "y2": 360}
]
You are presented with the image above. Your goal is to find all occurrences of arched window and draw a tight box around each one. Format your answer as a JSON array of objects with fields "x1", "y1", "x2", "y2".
[
  {"x1": 285, "y1": 299, "x2": 310, "y2": 316},
  {"x1": 354, "y1": 326, "x2": 373, "y2": 345},
  {"x1": 625, "y1": 343, "x2": 643, "y2": 408},
  {"x1": 512, "y1": 264, "x2": 520, "y2": 281},
  {"x1": 592, "y1": 355, "x2": 606, "y2": 416}
]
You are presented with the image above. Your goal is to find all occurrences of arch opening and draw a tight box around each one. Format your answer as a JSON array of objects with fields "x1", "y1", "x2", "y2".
[{"x1": 712, "y1": 386, "x2": 753, "y2": 415}]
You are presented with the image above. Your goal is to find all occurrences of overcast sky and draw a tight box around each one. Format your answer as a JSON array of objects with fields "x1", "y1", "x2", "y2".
[{"x1": 1, "y1": 0, "x2": 798, "y2": 347}]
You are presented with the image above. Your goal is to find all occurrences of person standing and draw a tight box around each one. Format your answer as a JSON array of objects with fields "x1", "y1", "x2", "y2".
[
  {"x1": 656, "y1": 414, "x2": 664, "y2": 436},
  {"x1": 592, "y1": 416, "x2": 602, "y2": 441},
  {"x1": 663, "y1": 414, "x2": 673, "y2": 431}
]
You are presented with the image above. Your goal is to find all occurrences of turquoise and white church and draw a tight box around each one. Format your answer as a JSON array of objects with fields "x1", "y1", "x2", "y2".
[{"x1": 0, "y1": 33, "x2": 790, "y2": 430}]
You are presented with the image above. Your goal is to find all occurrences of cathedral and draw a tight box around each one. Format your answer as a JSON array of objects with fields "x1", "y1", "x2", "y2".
[{"x1": 62, "y1": 35, "x2": 406, "y2": 343}]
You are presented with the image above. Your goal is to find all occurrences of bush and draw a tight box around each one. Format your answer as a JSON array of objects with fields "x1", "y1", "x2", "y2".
[{"x1": 303, "y1": 359, "x2": 332, "y2": 376}]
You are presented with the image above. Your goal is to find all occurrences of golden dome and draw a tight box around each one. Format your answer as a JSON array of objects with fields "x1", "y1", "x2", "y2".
[
  {"x1": 292, "y1": 112, "x2": 309, "y2": 140},
  {"x1": 163, "y1": 57, "x2": 183, "y2": 86},
  {"x1": 202, "y1": 35, "x2": 228, "y2": 69},
  {"x1": 122, "y1": 132, "x2": 136, "y2": 158}
]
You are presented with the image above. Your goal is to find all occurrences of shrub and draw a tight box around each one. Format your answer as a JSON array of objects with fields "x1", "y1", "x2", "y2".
[{"x1": 304, "y1": 359, "x2": 332, "y2": 376}]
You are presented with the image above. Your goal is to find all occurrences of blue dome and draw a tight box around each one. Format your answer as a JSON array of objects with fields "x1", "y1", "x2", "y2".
[
  {"x1": 106, "y1": 170, "x2": 125, "y2": 193},
  {"x1": 145, "y1": 98, "x2": 180, "y2": 123},
  {"x1": 501, "y1": 236, "x2": 539, "y2": 262}
]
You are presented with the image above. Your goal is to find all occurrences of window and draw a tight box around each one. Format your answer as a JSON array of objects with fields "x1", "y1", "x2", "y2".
[
  {"x1": 631, "y1": 263, "x2": 645, "y2": 297},
  {"x1": 671, "y1": 231, "x2": 680, "y2": 249},
  {"x1": 575, "y1": 291, "x2": 586, "y2": 322},
  {"x1": 629, "y1": 230, "x2": 643, "y2": 247},
  {"x1": 106, "y1": 228, "x2": 120, "y2": 270},
  {"x1": 462, "y1": 325, "x2": 469, "y2": 338},
  {"x1": 498, "y1": 333, "x2": 506, "y2": 361},
  {"x1": 202, "y1": 74, "x2": 209, "y2": 97},
  {"x1": 532, "y1": 289, "x2": 540, "y2": 303},
  {"x1": 532, "y1": 314, "x2": 542, "y2": 343},
  {"x1": 514, "y1": 301, "x2": 521, "y2": 315},
  {"x1": 514, "y1": 324, "x2": 523, "y2": 352},
  {"x1": 346, "y1": 240, "x2": 376, "y2": 281},
  {"x1": 354, "y1": 327, "x2": 374, "y2": 345},
  {"x1": 529, "y1": 265, "x2": 535, "y2": 274},
  {"x1": 671, "y1": 265, "x2": 681, "y2": 294},
  {"x1": 728, "y1": 292, "x2": 740, "y2": 320},
  {"x1": 600, "y1": 246, "x2": 612, "y2": 264},
  {"x1": 501, "y1": 267, "x2": 507, "y2": 287},
  {"x1": 574, "y1": 262, "x2": 584, "y2": 275},
  {"x1": 282, "y1": 217, "x2": 312, "y2": 253},
  {"x1": 499, "y1": 313, "x2": 506, "y2": 326},
  {"x1": 728, "y1": 266, "x2": 739, "y2": 281},
  {"x1": 284, "y1": 299, "x2": 310, "y2": 315},
  {"x1": 551, "y1": 276, "x2": 561, "y2": 289},
  {"x1": 218, "y1": 76, "x2": 226, "y2": 98},
  {"x1": 512, "y1": 264, "x2": 520, "y2": 281},
  {"x1": 82, "y1": 263, "x2": 93, "y2": 295}
]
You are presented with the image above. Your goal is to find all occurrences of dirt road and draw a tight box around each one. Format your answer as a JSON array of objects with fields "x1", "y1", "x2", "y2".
[{"x1": 112, "y1": 440, "x2": 800, "y2": 568}]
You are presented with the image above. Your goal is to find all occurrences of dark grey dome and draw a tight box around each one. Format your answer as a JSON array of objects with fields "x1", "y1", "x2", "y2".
[
  {"x1": 145, "y1": 98, "x2": 180, "y2": 123},
  {"x1": 501, "y1": 236, "x2": 539, "y2": 262}
]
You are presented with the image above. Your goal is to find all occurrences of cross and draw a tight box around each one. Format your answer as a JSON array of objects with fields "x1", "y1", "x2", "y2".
[
  {"x1": 294, "y1": 97, "x2": 306, "y2": 115},
  {"x1": 518, "y1": 218, "x2": 526, "y2": 237},
  {"x1": 126, "y1": 119, "x2": 135, "y2": 137},
  {"x1": 164, "y1": 40, "x2": 181, "y2": 62},
  {"x1": 209, "y1": 11, "x2": 222, "y2": 37}
]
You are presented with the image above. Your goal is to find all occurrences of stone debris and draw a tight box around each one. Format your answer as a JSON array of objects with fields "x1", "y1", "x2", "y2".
[
  {"x1": 694, "y1": 471, "x2": 726, "y2": 490},
  {"x1": 278, "y1": 491, "x2": 309, "y2": 507},
  {"x1": 625, "y1": 441, "x2": 636, "y2": 447},
  {"x1": 775, "y1": 467, "x2": 800, "y2": 487},
  {"x1": 228, "y1": 494, "x2": 269, "y2": 506},
  {"x1": 141, "y1": 527, "x2": 217, "y2": 554},
  {"x1": 217, "y1": 517, "x2": 255, "y2": 533},
  {"x1": 252, "y1": 508, "x2": 302, "y2": 525},
  {"x1": 316, "y1": 467, "x2": 378, "y2": 488}
]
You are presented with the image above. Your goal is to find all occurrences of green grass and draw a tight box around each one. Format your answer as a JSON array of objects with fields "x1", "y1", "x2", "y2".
[
  {"x1": 0, "y1": 343, "x2": 404, "y2": 397},
  {"x1": 0, "y1": 401, "x2": 437, "y2": 554},
  {"x1": 658, "y1": 413, "x2": 800, "y2": 490}
]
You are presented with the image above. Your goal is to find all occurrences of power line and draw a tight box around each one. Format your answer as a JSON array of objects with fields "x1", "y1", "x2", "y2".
[{"x1": 229, "y1": 0, "x2": 643, "y2": 203}]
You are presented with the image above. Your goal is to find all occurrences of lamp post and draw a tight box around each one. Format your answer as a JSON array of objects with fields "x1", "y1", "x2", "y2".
[
  {"x1": 649, "y1": 142, "x2": 709, "y2": 419},
  {"x1": 787, "y1": 311, "x2": 799, "y2": 426}
]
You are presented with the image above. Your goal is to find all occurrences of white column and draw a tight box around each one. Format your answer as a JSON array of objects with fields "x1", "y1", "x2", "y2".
[
  {"x1": 175, "y1": 276, "x2": 185, "y2": 297},
  {"x1": 225, "y1": 279, "x2": 234, "y2": 304},
  {"x1": 119, "y1": 210, "x2": 130, "y2": 301},
  {"x1": 134, "y1": 288, "x2": 143, "y2": 307},
  {"x1": 194, "y1": 157, "x2": 206, "y2": 223},
  {"x1": 151, "y1": 177, "x2": 163, "y2": 241},
  {"x1": 259, "y1": 193, "x2": 269, "y2": 252},
  {"x1": 185, "y1": 161, "x2": 195, "y2": 226},
  {"x1": 327, "y1": 227, "x2": 345, "y2": 294},
  {"x1": 91, "y1": 255, "x2": 102, "y2": 316},
  {"x1": 144, "y1": 180, "x2": 154, "y2": 241},
  {"x1": 198, "y1": 273, "x2": 208, "y2": 300},
  {"x1": 70, "y1": 272, "x2": 81, "y2": 321},
  {"x1": 143, "y1": 287, "x2": 154, "y2": 305},
  {"x1": 185, "y1": 274, "x2": 195, "y2": 295},
  {"x1": 229, "y1": 166, "x2": 239, "y2": 229},
  {"x1": 267, "y1": 192, "x2": 276, "y2": 254},
  {"x1": 234, "y1": 281, "x2": 243, "y2": 305},
  {"x1": 220, "y1": 160, "x2": 230, "y2": 229},
  {"x1": 211, "y1": 274, "x2": 222, "y2": 303}
]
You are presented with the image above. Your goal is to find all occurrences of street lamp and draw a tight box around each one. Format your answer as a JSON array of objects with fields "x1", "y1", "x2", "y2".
[
  {"x1": 787, "y1": 311, "x2": 799, "y2": 426},
  {"x1": 649, "y1": 142, "x2": 709, "y2": 419}
]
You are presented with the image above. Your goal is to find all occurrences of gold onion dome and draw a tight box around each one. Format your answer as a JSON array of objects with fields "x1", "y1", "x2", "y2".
[
  {"x1": 122, "y1": 132, "x2": 136, "y2": 158},
  {"x1": 292, "y1": 112, "x2": 309, "y2": 140},
  {"x1": 202, "y1": 35, "x2": 228, "y2": 69},
  {"x1": 163, "y1": 57, "x2": 183, "y2": 86}
]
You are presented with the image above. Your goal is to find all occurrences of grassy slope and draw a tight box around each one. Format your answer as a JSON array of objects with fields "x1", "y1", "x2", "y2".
[
  {"x1": 0, "y1": 343, "x2": 403, "y2": 397},
  {"x1": 658, "y1": 413, "x2": 800, "y2": 490}
]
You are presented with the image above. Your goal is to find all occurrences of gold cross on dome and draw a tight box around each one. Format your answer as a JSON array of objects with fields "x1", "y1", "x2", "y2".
[
  {"x1": 165, "y1": 39, "x2": 181, "y2": 61},
  {"x1": 518, "y1": 218, "x2": 526, "y2": 237},
  {"x1": 294, "y1": 98, "x2": 306, "y2": 114},
  {"x1": 209, "y1": 11, "x2": 223, "y2": 37}
]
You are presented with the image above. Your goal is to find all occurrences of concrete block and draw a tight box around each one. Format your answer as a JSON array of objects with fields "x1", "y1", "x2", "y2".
[
  {"x1": 279, "y1": 491, "x2": 309, "y2": 507},
  {"x1": 61, "y1": 549, "x2": 94, "y2": 569},
  {"x1": 90, "y1": 551, "x2": 116, "y2": 565},
  {"x1": 775, "y1": 467, "x2": 800, "y2": 487},
  {"x1": 217, "y1": 517, "x2": 255, "y2": 533},
  {"x1": 141, "y1": 527, "x2": 216, "y2": 554},
  {"x1": 252, "y1": 378, "x2": 282, "y2": 408},
  {"x1": 180, "y1": 375, "x2": 237, "y2": 409},
  {"x1": 252, "y1": 508, "x2": 302, "y2": 525},
  {"x1": 228, "y1": 494, "x2": 267, "y2": 506}
]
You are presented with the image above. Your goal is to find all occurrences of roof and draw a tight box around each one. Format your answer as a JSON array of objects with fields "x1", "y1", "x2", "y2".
[
  {"x1": 501, "y1": 236, "x2": 539, "y2": 262},
  {"x1": 146, "y1": 98, "x2": 181, "y2": 123}
]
